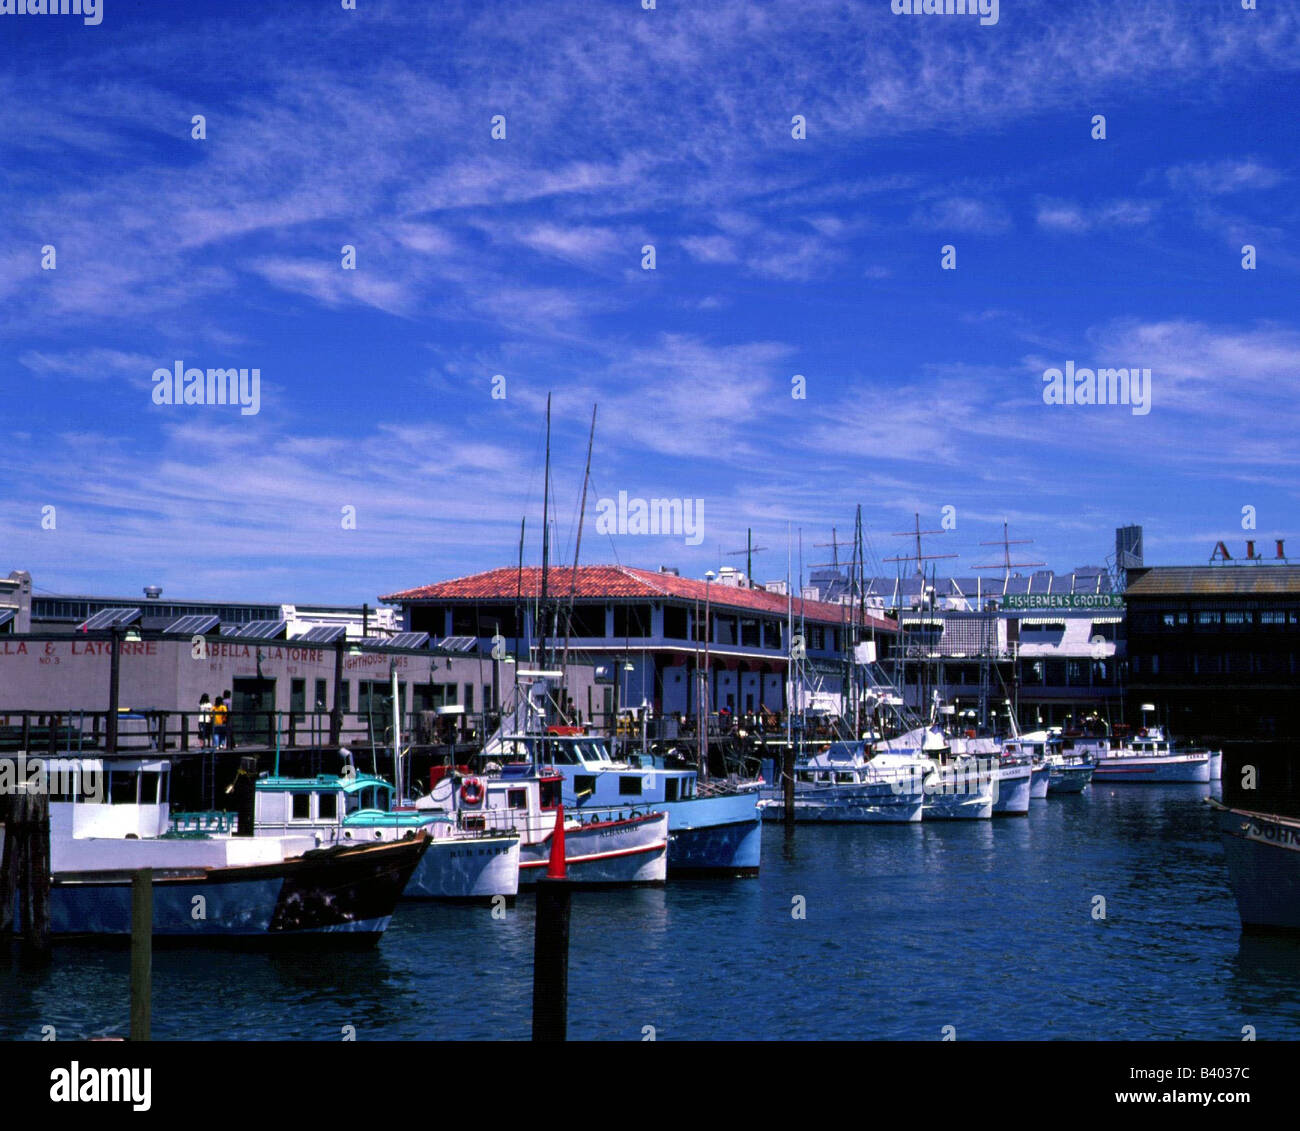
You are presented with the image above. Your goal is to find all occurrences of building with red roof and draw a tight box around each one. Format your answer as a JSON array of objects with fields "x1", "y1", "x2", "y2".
[{"x1": 381, "y1": 564, "x2": 896, "y2": 721}]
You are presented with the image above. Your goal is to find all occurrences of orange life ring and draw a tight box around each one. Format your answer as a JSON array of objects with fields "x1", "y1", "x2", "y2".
[{"x1": 460, "y1": 778, "x2": 485, "y2": 806}]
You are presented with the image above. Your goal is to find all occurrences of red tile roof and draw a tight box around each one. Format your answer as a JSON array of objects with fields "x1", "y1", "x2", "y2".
[{"x1": 381, "y1": 565, "x2": 896, "y2": 632}]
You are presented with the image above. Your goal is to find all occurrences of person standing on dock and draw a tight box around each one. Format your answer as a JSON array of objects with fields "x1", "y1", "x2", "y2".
[
  {"x1": 212, "y1": 693, "x2": 229, "y2": 750},
  {"x1": 198, "y1": 693, "x2": 212, "y2": 750}
]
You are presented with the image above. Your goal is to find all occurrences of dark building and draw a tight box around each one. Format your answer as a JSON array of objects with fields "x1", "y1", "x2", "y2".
[{"x1": 1124, "y1": 563, "x2": 1300, "y2": 740}]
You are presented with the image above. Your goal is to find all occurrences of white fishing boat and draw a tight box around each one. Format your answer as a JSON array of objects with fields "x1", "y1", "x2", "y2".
[
  {"x1": 758, "y1": 739, "x2": 925, "y2": 823},
  {"x1": 872, "y1": 728, "x2": 996, "y2": 820},
  {"x1": 415, "y1": 763, "x2": 668, "y2": 886},
  {"x1": 6, "y1": 753, "x2": 424, "y2": 944}
]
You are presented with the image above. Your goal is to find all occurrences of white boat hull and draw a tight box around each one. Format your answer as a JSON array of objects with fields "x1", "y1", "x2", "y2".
[{"x1": 518, "y1": 811, "x2": 667, "y2": 886}]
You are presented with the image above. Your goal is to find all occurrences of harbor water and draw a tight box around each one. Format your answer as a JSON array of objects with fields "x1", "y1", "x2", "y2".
[{"x1": 4, "y1": 782, "x2": 1298, "y2": 1041}]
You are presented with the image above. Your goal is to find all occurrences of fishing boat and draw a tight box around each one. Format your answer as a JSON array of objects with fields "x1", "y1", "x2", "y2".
[
  {"x1": 9, "y1": 753, "x2": 424, "y2": 944},
  {"x1": 1088, "y1": 727, "x2": 1213, "y2": 784},
  {"x1": 1209, "y1": 798, "x2": 1300, "y2": 931},
  {"x1": 1000, "y1": 733, "x2": 1051, "y2": 799},
  {"x1": 757, "y1": 739, "x2": 925, "y2": 823},
  {"x1": 872, "y1": 727, "x2": 1003, "y2": 820},
  {"x1": 415, "y1": 761, "x2": 668, "y2": 886},
  {"x1": 1043, "y1": 733, "x2": 1095, "y2": 794},
  {"x1": 245, "y1": 764, "x2": 521, "y2": 902},
  {"x1": 486, "y1": 732, "x2": 758, "y2": 877}
]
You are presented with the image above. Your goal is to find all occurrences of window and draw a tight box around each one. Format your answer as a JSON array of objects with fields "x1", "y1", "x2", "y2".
[
  {"x1": 507, "y1": 788, "x2": 528, "y2": 810},
  {"x1": 464, "y1": 684, "x2": 473, "y2": 712},
  {"x1": 109, "y1": 771, "x2": 138, "y2": 805},
  {"x1": 765, "y1": 620, "x2": 783, "y2": 649},
  {"x1": 664, "y1": 778, "x2": 679, "y2": 802},
  {"x1": 315, "y1": 679, "x2": 329, "y2": 711},
  {"x1": 715, "y1": 616, "x2": 737, "y2": 646},
  {"x1": 139, "y1": 771, "x2": 162, "y2": 804},
  {"x1": 574, "y1": 775, "x2": 597, "y2": 799},
  {"x1": 663, "y1": 606, "x2": 689, "y2": 639},
  {"x1": 318, "y1": 792, "x2": 337, "y2": 819},
  {"x1": 290, "y1": 678, "x2": 306, "y2": 719},
  {"x1": 619, "y1": 775, "x2": 642, "y2": 796},
  {"x1": 741, "y1": 619, "x2": 760, "y2": 647},
  {"x1": 613, "y1": 605, "x2": 652, "y2": 637},
  {"x1": 1196, "y1": 611, "x2": 1221, "y2": 626},
  {"x1": 292, "y1": 793, "x2": 311, "y2": 820},
  {"x1": 1224, "y1": 611, "x2": 1250, "y2": 625}
]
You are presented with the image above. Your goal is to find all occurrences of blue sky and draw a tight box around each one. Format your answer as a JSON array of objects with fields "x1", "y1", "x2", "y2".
[{"x1": 2, "y1": 0, "x2": 1298, "y2": 604}]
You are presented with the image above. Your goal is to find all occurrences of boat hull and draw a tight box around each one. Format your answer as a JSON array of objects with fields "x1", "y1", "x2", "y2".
[
  {"x1": 661, "y1": 792, "x2": 762, "y2": 874},
  {"x1": 1047, "y1": 765, "x2": 1093, "y2": 794},
  {"x1": 1093, "y1": 755, "x2": 1211, "y2": 784},
  {"x1": 1030, "y1": 766, "x2": 1050, "y2": 799},
  {"x1": 991, "y1": 766, "x2": 1033, "y2": 816},
  {"x1": 35, "y1": 838, "x2": 424, "y2": 945},
  {"x1": 518, "y1": 812, "x2": 667, "y2": 887},
  {"x1": 1215, "y1": 804, "x2": 1300, "y2": 931},
  {"x1": 760, "y1": 781, "x2": 924, "y2": 823},
  {"x1": 403, "y1": 834, "x2": 520, "y2": 901}
]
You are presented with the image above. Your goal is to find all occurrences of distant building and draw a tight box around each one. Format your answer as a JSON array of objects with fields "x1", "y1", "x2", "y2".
[
  {"x1": 28, "y1": 582, "x2": 398, "y2": 638},
  {"x1": 0, "y1": 570, "x2": 32, "y2": 634},
  {"x1": 1124, "y1": 562, "x2": 1300, "y2": 739},
  {"x1": 381, "y1": 564, "x2": 898, "y2": 721}
]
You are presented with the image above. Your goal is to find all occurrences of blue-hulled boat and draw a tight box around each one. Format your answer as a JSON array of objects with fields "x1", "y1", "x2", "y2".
[
  {"x1": 7, "y1": 753, "x2": 424, "y2": 944},
  {"x1": 489, "y1": 734, "x2": 761, "y2": 877}
]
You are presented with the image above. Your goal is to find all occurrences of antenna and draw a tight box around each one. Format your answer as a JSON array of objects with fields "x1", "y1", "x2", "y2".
[
  {"x1": 884, "y1": 512, "x2": 957, "y2": 578},
  {"x1": 725, "y1": 528, "x2": 768, "y2": 585}
]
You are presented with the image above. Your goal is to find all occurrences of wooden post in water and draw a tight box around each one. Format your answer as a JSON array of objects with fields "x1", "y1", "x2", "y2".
[
  {"x1": 0, "y1": 791, "x2": 13, "y2": 940},
  {"x1": 532, "y1": 805, "x2": 571, "y2": 1042},
  {"x1": 13, "y1": 786, "x2": 51, "y2": 961},
  {"x1": 130, "y1": 869, "x2": 152, "y2": 1041},
  {"x1": 782, "y1": 743, "x2": 796, "y2": 830}
]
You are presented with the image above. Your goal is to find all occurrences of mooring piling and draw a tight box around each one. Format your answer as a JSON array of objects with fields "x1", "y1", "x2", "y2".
[
  {"x1": 130, "y1": 868, "x2": 152, "y2": 1040},
  {"x1": 531, "y1": 803, "x2": 571, "y2": 1042}
]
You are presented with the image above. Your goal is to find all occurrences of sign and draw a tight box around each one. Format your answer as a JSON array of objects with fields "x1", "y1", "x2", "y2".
[{"x1": 1003, "y1": 594, "x2": 1125, "y2": 611}]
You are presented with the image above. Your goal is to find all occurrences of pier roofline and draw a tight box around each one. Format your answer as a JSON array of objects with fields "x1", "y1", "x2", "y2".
[{"x1": 380, "y1": 564, "x2": 898, "y2": 634}]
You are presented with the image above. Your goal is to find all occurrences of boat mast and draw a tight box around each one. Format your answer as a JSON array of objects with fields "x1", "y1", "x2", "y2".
[
  {"x1": 786, "y1": 526, "x2": 793, "y2": 751},
  {"x1": 391, "y1": 662, "x2": 402, "y2": 802},
  {"x1": 559, "y1": 404, "x2": 597, "y2": 722}
]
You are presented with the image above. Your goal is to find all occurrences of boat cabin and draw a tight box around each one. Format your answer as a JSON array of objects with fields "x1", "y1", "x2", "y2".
[{"x1": 492, "y1": 734, "x2": 699, "y2": 808}]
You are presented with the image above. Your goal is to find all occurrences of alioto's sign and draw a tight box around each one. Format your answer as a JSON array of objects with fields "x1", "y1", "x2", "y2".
[
  {"x1": 1003, "y1": 594, "x2": 1124, "y2": 610},
  {"x1": 1210, "y1": 540, "x2": 1287, "y2": 563}
]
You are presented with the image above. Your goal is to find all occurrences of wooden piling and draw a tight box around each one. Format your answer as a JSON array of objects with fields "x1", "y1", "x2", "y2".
[
  {"x1": 532, "y1": 805, "x2": 571, "y2": 1042},
  {"x1": 783, "y1": 743, "x2": 796, "y2": 829},
  {"x1": 14, "y1": 787, "x2": 51, "y2": 961},
  {"x1": 0, "y1": 791, "x2": 13, "y2": 941},
  {"x1": 130, "y1": 869, "x2": 152, "y2": 1041}
]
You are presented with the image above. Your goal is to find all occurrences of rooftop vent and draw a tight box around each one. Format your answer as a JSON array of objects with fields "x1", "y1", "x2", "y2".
[{"x1": 143, "y1": 585, "x2": 163, "y2": 599}]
